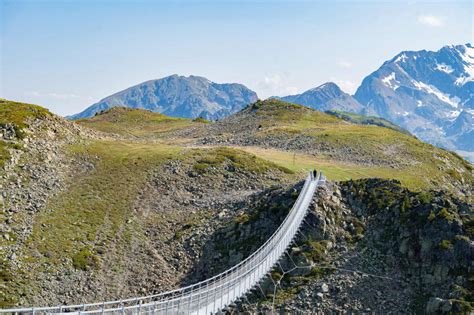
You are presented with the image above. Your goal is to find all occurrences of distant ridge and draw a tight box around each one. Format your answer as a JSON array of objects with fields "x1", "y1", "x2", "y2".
[
  {"x1": 274, "y1": 44, "x2": 474, "y2": 160},
  {"x1": 70, "y1": 43, "x2": 474, "y2": 161},
  {"x1": 69, "y1": 75, "x2": 258, "y2": 120},
  {"x1": 354, "y1": 43, "x2": 474, "y2": 157},
  {"x1": 273, "y1": 82, "x2": 363, "y2": 113}
]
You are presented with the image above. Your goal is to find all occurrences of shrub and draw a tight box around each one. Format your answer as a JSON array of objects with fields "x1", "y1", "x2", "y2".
[
  {"x1": 419, "y1": 192, "x2": 433, "y2": 204},
  {"x1": 447, "y1": 169, "x2": 462, "y2": 182},
  {"x1": 439, "y1": 239, "x2": 453, "y2": 250},
  {"x1": 72, "y1": 247, "x2": 99, "y2": 271},
  {"x1": 193, "y1": 163, "x2": 209, "y2": 172},
  {"x1": 438, "y1": 208, "x2": 454, "y2": 223},
  {"x1": 192, "y1": 117, "x2": 209, "y2": 124},
  {"x1": 427, "y1": 211, "x2": 436, "y2": 221}
]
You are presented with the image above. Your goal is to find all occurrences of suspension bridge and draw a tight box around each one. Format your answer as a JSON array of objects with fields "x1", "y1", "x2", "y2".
[{"x1": 2, "y1": 171, "x2": 326, "y2": 314}]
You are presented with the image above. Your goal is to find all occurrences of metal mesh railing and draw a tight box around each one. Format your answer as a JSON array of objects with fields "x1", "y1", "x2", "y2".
[{"x1": 2, "y1": 171, "x2": 325, "y2": 315}]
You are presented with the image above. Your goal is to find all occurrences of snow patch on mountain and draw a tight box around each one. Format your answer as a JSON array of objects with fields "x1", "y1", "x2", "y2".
[
  {"x1": 411, "y1": 80, "x2": 459, "y2": 108},
  {"x1": 381, "y1": 72, "x2": 399, "y2": 90},
  {"x1": 395, "y1": 53, "x2": 408, "y2": 63},
  {"x1": 454, "y1": 44, "x2": 474, "y2": 85},
  {"x1": 447, "y1": 110, "x2": 461, "y2": 119},
  {"x1": 436, "y1": 63, "x2": 454, "y2": 74}
]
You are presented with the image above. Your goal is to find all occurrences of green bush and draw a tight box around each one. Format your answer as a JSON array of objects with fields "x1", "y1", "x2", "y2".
[
  {"x1": 72, "y1": 247, "x2": 99, "y2": 271},
  {"x1": 439, "y1": 239, "x2": 453, "y2": 250},
  {"x1": 438, "y1": 208, "x2": 454, "y2": 223},
  {"x1": 193, "y1": 163, "x2": 209, "y2": 172},
  {"x1": 427, "y1": 211, "x2": 436, "y2": 221},
  {"x1": 419, "y1": 192, "x2": 433, "y2": 204},
  {"x1": 192, "y1": 117, "x2": 209, "y2": 124}
]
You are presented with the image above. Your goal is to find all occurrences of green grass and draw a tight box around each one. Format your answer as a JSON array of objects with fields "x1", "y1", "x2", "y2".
[
  {"x1": 190, "y1": 146, "x2": 294, "y2": 175},
  {"x1": 234, "y1": 146, "x2": 463, "y2": 191},
  {"x1": 18, "y1": 143, "x2": 290, "y2": 261},
  {"x1": 234, "y1": 100, "x2": 473, "y2": 191},
  {"x1": 0, "y1": 99, "x2": 51, "y2": 131},
  {"x1": 76, "y1": 100, "x2": 472, "y2": 193},
  {"x1": 0, "y1": 141, "x2": 9, "y2": 168},
  {"x1": 251, "y1": 99, "x2": 342, "y2": 128},
  {"x1": 25, "y1": 140, "x2": 182, "y2": 262},
  {"x1": 325, "y1": 109, "x2": 410, "y2": 135},
  {"x1": 76, "y1": 107, "x2": 195, "y2": 137},
  {"x1": 3, "y1": 139, "x2": 183, "y2": 305},
  {"x1": 5, "y1": 141, "x2": 295, "y2": 305},
  {"x1": 0, "y1": 99, "x2": 51, "y2": 168},
  {"x1": 4, "y1": 139, "x2": 183, "y2": 306}
]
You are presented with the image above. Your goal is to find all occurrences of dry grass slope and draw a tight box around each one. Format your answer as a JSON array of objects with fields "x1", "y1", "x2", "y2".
[{"x1": 76, "y1": 107, "x2": 199, "y2": 137}]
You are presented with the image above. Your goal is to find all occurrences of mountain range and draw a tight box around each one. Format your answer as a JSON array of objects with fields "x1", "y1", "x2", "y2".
[
  {"x1": 354, "y1": 43, "x2": 473, "y2": 156},
  {"x1": 70, "y1": 44, "x2": 473, "y2": 160},
  {"x1": 69, "y1": 75, "x2": 258, "y2": 120}
]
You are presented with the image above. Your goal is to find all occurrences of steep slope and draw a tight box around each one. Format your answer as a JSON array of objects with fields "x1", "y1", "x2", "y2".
[
  {"x1": 210, "y1": 179, "x2": 473, "y2": 313},
  {"x1": 0, "y1": 100, "x2": 294, "y2": 307},
  {"x1": 276, "y1": 82, "x2": 363, "y2": 113},
  {"x1": 69, "y1": 75, "x2": 258, "y2": 120},
  {"x1": 354, "y1": 43, "x2": 474, "y2": 157}
]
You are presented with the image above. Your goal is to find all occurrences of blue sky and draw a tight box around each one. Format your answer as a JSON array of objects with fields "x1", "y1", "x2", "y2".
[{"x1": 1, "y1": 0, "x2": 472, "y2": 116}]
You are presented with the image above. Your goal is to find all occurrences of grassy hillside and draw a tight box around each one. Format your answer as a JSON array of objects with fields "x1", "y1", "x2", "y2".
[
  {"x1": 325, "y1": 109, "x2": 411, "y2": 135},
  {"x1": 76, "y1": 107, "x2": 201, "y2": 137},
  {"x1": 73, "y1": 99, "x2": 473, "y2": 193},
  {"x1": 202, "y1": 100, "x2": 473, "y2": 192},
  {"x1": 0, "y1": 99, "x2": 52, "y2": 167},
  {"x1": 1, "y1": 99, "x2": 472, "y2": 310},
  {"x1": 235, "y1": 147, "x2": 445, "y2": 190},
  {"x1": 0, "y1": 99, "x2": 51, "y2": 130},
  {"x1": 2, "y1": 127, "x2": 294, "y2": 305}
]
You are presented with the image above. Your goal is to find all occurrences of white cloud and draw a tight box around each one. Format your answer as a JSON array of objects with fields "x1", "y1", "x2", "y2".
[
  {"x1": 417, "y1": 15, "x2": 445, "y2": 27},
  {"x1": 48, "y1": 93, "x2": 81, "y2": 100},
  {"x1": 25, "y1": 91, "x2": 90, "y2": 100},
  {"x1": 257, "y1": 74, "x2": 300, "y2": 97},
  {"x1": 26, "y1": 91, "x2": 41, "y2": 97},
  {"x1": 338, "y1": 60, "x2": 353, "y2": 69}
]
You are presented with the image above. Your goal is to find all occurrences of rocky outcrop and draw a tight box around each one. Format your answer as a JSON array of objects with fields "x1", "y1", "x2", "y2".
[{"x1": 190, "y1": 179, "x2": 472, "y2": 314}]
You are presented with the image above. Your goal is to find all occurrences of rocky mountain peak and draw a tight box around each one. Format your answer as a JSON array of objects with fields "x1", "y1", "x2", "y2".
[
  {"x1": 309, "y1": 82, "x2": 341, "y2": 93},
  {"x1": 353, "y1": 43, "x2": 474, "y2": 159},
  {"x1": 69, "y1": 75, "x2": 258, "y2": 121},
  {"x1": 276, "y1": 82, "x2": 363, "y2": 113}
]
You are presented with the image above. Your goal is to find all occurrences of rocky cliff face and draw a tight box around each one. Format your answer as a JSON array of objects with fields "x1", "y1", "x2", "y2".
[
  {"x1": 69, "y1": 75, "x2": 258, "y2": 120},
  {"x1": 193, "y1": 179, "x2": 472, "y2": 313}
]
